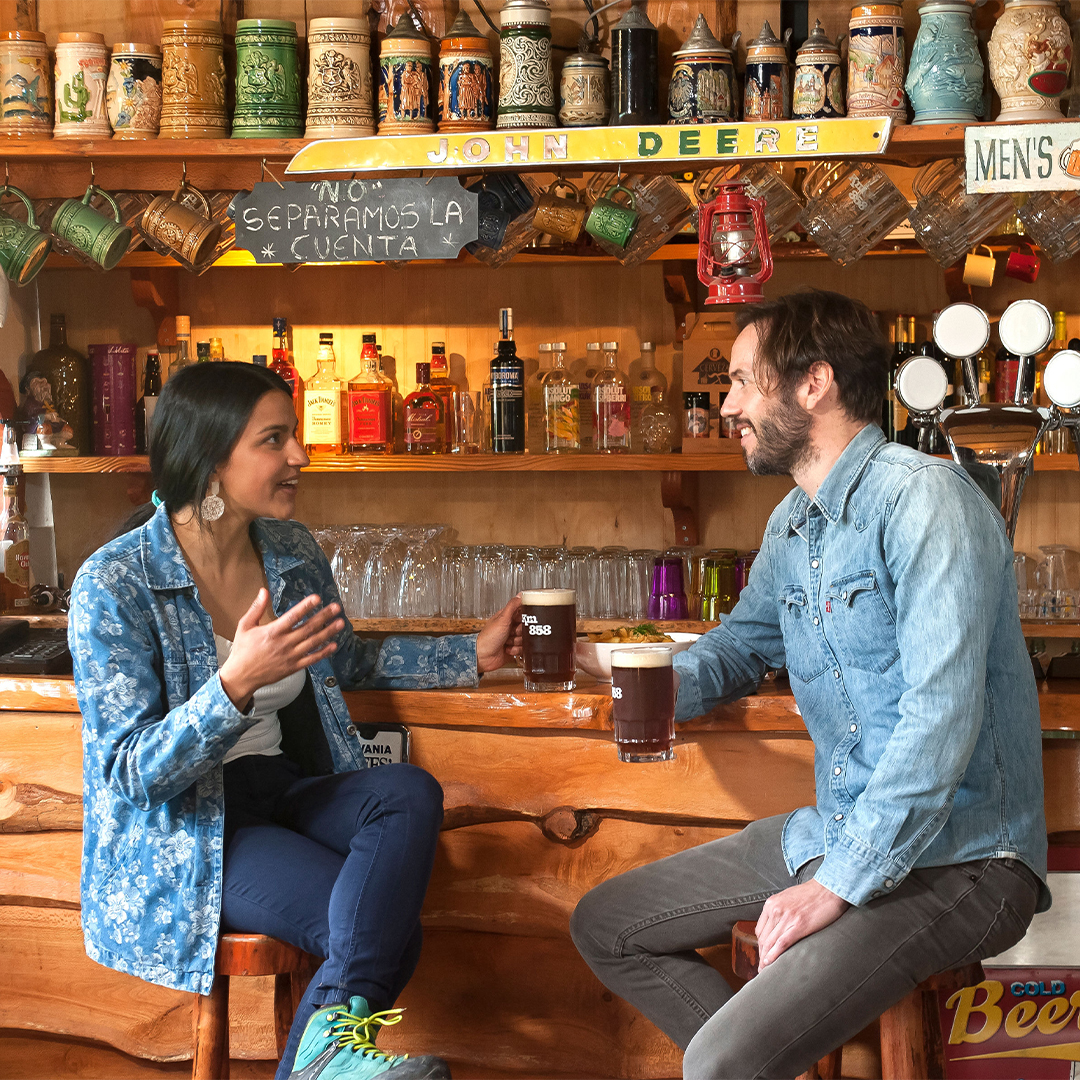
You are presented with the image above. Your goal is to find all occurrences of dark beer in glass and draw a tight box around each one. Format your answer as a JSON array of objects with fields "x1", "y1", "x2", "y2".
[
  {"x1": 611, "y1": 647, "x2": 675, "y2": 762},
  {"x1": 521, "y1": 588, "x2": 577, "y2": 691}
]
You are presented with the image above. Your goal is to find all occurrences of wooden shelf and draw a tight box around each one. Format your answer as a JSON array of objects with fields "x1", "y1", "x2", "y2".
[{"x1": 350, "y1": 618, "x2": 717, "y2": 634}]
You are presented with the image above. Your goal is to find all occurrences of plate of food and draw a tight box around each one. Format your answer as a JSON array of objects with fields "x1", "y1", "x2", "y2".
[{"x1": 576, "y1": 623, "x2": 700, "y2": 681}]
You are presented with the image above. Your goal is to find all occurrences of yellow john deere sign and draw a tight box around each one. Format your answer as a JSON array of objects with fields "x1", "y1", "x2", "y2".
[{"x1": 287, "y1": 117, "x2": 893, "y2": 175}]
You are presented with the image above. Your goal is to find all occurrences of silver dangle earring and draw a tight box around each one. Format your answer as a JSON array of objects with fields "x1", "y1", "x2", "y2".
[{"x1": 201, "y1": 481, "x2": 225, "y2": 522}]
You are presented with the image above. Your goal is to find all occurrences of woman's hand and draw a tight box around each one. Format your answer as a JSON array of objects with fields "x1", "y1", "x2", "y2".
[
  {"x1": 219, "y1": 590, "x2": 345, "y2": 712},
  {"x1": 476, "y1": 595, "x2": 523, "y2": 674}
]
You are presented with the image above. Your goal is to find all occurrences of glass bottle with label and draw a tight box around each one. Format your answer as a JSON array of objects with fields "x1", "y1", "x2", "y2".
[
  {"x1": 527, "y1": 343, "x2": 552, "y2": 453},
  {"x1": 490, "y1": 307, "x2": 525, "y2": 453},
  {"x1": 209, "y1": 337, "x2": 225, "y2": 362},
  {"x1": 428, "y1": 342, "x2": 457, "y2": 448},
  {"x1": 593, "y1": 340, "x2": 631, "y2": 452},
  {"x1": 629, "y1": 341, "x2": 666, "y2": 440},
  {"x1": 542, "y1": 341, "x2": 580, "y2": 453},
  {"x1": 404, "y1": 362, "x2": 445, "y2": 454},
  {"x1": 196, "y1": 341, "x2": 211, "y2": 363},
  {"x1": 27, "y1": 313, "x2": 91, "y2": 456},
  {"x1": 271, "y1": 317, "x2": 305, "y2": 422},
  {"x1": 0, "y1": 467, "x2": 29, "y2": 614},
  {"x1": 171, "y1": 316, "x2": 192, "y2": 378},
  {"x1": 136, "y1": 350, "x2": 162, "y2": 455},
  {"x1": 303, "y1": 332, "x2": 347, "y2": 455},
  {"x1": 570, "y1": 342, "x2": 602, "y2": 451},
  {"x1": 348, "y1": 333, "x2": 394, "y2": 454}
]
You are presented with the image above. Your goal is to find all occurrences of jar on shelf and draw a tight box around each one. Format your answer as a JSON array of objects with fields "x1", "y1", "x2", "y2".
[
  {"x1": 497, "y1": 0, "x2": 556, "y2": 128},
  {"x1": 0, "y1": 30, "x2": 51, "y2": 138},
  {"x1": 793, "y1": 19, "x2": 845, "y2": 119},
  {"x1": 378, "y1": 12, "x2": 435, "y2": 135},
  {"x1": 54, "y1": 32, "x2": 110, "y2": 139},
  {"x1": 668, "y1": 15, "x2": 738, "y2": 124},
  {"x1": 305, "y1": 17, "x2": 375, "y2": 138},
  {"x1": 847, "y1": 2, "x2": 907, "y2": 122},
  {"x1": 233, "y1": 19, "x2": 303, "y2": 138},
  {"x1": 159, "y1": 19, "x2": 228, "y2": 139},
  {"x1": 106, "y1": 42, "x2": 162, "y2": 139},
  {"x1": 743, "y1": 21, "x2": 791, "y2": 121},
  {"x1": 905, "y1": 0, "x2": 983, "y2": 124},
  {"x1": 559, "y1": 52, "x2": 609, "y2": 126},
  {"x1": 989, "y1": 0, "x2": 1072, "y2": 123},
  {"x1": 438, "y1": 10, "x2": 494, "y2": 132}
]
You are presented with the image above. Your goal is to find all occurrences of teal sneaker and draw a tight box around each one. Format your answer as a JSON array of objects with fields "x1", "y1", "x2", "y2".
[{"x1": 287, "y1": 996, "x2": 450, "y2": 1080}]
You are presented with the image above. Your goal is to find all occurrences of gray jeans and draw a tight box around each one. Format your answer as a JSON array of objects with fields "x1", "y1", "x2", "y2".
[{"x1": 570, "y1": 814, "x2": 1040, "y2": 1080}]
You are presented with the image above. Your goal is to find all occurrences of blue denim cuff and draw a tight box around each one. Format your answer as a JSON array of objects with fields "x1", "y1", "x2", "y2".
[
  {"x1": 814, "y1": 833, "x2": 908, "y2": 906},
  {"x1": 672, "y1": 656, "x2": 704, "y2": 722}
]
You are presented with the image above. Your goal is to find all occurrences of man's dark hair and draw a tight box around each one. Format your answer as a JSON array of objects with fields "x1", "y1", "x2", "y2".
[{"x1": 735, "y1": 290, "x2": 889, "y2": 424}]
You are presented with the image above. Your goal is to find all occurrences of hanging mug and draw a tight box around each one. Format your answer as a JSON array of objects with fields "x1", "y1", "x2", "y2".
[
  {"x1": 51, "y1": 184, "x2": 132, "y2": 271},
  {"x1": 585, "y1": 183, "x2": 639, "y2": 248},
  {"x1": 0, "y1": 185, "x2": 52, "y2": 286},
  {"x1": 1005, "y1": 243, "x2": 1041, "y2": 284},
  {"x1": 139, "y1": 180, "x2": 222, "y2": 271},
  {"x1": 962, "y1": 244, "x2": 996, "y2": 288},
  {"x1": 533, "y1": 181, "x2": 587, "y2": 243}
]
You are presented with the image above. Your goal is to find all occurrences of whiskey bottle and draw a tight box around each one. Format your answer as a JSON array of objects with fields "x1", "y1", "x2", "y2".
[
  {"x1": 0, "y1": 466, "x2": 29, "y2": 614},
  {"x1": 271, "y1": 317, "x2": 305, "y2": 422},
  {"x1": 404, "y1": 362, "x2": 445, "y2": 454},
  {"x1": 428, "y1": 342, "x2": 457, "y2": 448},
  {"x1": 348, "y1": 333, "x2": 394, "y2": 454},
  {"x1": 593, "y1": 341, "x2": 631, "y2": 452},
  {"x1": 136, "y1": 350, "x2": 162, "y2": 455},
  {"x1": 303, "y1": 333, "x2": 347, "y2": 455},
  {"x1": 490, "y1": 308, "x2": 525, "y2": 453},
  {"x1": 542, "y1": 342, "x2": 580, "y2": 453}
]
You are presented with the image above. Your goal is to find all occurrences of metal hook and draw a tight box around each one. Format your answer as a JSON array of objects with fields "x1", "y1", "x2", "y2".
[
  {"x1": 181, "y1": 160, "x2": 187, "y2": 185},
  {"x1": 90, "y1": 160, "x2": 95, "y2": 184},
  {"x1": 3, "y1": 162, "x2": 8, "y2": 188},
  {"x1": 261, "y1": 159, "x2": 285, "y2": 189}
]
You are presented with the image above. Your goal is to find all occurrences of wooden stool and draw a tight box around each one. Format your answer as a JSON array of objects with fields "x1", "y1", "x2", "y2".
[
  {"x1": 731, "y1": 921, "x2": 984, "y2": 1080},
  {"x1": 192, "y1": 932, "x2": 320, "y2": 1080}
]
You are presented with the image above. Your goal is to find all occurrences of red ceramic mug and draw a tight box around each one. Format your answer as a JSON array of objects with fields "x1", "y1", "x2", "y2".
[{"x1": 1005, "y1": 244, "x2": 1041, "y2": 283}]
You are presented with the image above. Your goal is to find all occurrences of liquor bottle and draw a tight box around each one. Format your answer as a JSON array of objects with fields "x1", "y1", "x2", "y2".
[
  {"x1": 490, "y1": 308, "x2": 525, "y2": 453},
  {"x1": 271, "y1": 317, "x2": 305, "y2": 418},
  {"x1": 889, "y1": 314, "x2": 912, "y2": 445},
  {"x1": 404, "y1": 362, "x2": 445, "y2": 454},
  {"x1": 629, "y1": 341, "x2": 666, "y2": 442},
  {"x1": 135, "y1": 350, "x2": 162, "y2": 455},
  {"x1": 542, "y1": 341, "x2": 580, "y2": 453},
  {"x1": 348, "y1": 333, "x2": 394, "y2": 454},
  {"x1": 196, "y1": 341, "x2": 211, "y2": 363},
  {"x1": 1039, "y1": 311, "x2": 1070, "y2": 453},
  {"x1": 428, "y1": 341, "x2": 457, "y2": 448},
  {"x1": 570, "y1": 341, "x2": 602, "y2": 451},
  {"x1": 303, "y1": 332, "x2": 347, "y2": 455},
  {"x1": 527, "y1": 343, "x2": 551, "y2": 454},
  {"x1": 593, "y1": 341, "x2": 631, "y2": 452},
  {"x1": 171, "y1": 316, "x2": 192, "y2": 378},
  {"x1": 27, "y1": 313, "x2": 90, "y2": 455},
  {"x1": 0, "y1": 462, "x2": 29, "y2": 614},
  {"x1": 639, "y1": 387, "x2": 680, "y2": 453},
  {"x1": 209, "y1": 337, "x2": 225, "y2": 362}
]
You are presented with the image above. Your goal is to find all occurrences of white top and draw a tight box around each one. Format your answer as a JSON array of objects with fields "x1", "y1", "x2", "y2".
[{"x1": 215, "y1": 635, "x2": 307, "y2": 764}]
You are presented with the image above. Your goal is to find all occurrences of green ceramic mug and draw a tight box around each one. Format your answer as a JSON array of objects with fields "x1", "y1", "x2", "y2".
[
  {"x1": 0, "y1": 184, "x2": 51, "y2": 286},
  {"x1": 51, "y1": 183, "x2": 132, "y2": 271},
  {"x1": 585, "y1": 183, "x2": 639, "y2": 248}
]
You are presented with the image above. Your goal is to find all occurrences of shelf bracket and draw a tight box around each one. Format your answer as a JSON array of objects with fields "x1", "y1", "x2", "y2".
[
  {"x1": 663, "y1": 260, "x2": 700, "y2": 343},
  {"x1": 130, "y1": 268, "x2": 179, "y2": 351},
  {"x1": 661, "y1": 470, "x2": 699, "y2": 547}
]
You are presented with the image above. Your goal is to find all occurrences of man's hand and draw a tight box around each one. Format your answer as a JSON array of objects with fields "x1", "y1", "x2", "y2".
[
  {"x1": 476, "y1": 595, "x2": 523, "y2": 673},
  {"x1": 755, "y1": 879, "x2": 850, "y2": 969}
]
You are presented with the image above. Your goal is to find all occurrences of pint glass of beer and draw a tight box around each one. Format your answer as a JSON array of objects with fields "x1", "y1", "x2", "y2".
[
  {"x1": 610, "y1": 647, "x2": 675, "y2": 762},
  {"x1": 520, "y1": 588, "x2": 577, "y2": 692}
]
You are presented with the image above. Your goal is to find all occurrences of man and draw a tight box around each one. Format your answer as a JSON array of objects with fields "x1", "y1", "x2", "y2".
[{"x1": 571, "y1": 290, "x2": 1048, "y2": 1079}]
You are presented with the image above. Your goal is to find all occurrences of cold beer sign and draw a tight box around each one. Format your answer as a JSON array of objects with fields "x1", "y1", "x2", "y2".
[{"x1": 965, "y1": 122, "x2": 1080, "y2": 193}]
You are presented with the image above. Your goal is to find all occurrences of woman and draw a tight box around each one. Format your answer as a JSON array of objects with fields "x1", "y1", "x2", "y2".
[{"x1": 69, "y1": 362, "x2": 522, "y2": 1080}]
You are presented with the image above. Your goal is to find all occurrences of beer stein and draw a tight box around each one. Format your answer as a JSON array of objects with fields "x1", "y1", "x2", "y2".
[
  {"x1": 585, "y1": 184, "x2": 639, "y2": 249},
  {"x1": 50, "y1": 184, "x2": 132, "y2": 271},
  {"x1": 520, "y1": 588, "x2": 576, "y2": 692},
  {"x1": 0, "y1": 185, "x2": 51, "y2": 286},
  {"x1": 465, "y1": 172, "x2": 539, "y2": 265},
  {"x1": 963, "y1": 244, "x2": 996, "y2": 287},
  {"x1": 139, "y1": 180, "x2": 222, "y2": 273},
  {"x1": 533, "y1": 181, "x2": 586, "y2": 243}
]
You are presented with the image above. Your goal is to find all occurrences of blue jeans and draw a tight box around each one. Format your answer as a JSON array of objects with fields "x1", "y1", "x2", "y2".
[{"x1": 220, "y1": 754, "x2": 444, "y2": 1079}]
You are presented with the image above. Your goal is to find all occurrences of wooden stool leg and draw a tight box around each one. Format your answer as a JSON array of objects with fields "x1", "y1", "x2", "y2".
[
  {"x1": 274, "y1": 973, "x2": 295, "y2": 1060},
  {"x1": 881, "y1": 985, "x2": 946, "y2": 1080},
  {"x1": 797, "y1": 1048, "x2": 843, "y2": 1080},
  {"x1": 192, "y1": 975, "x2": 229, "y2": 1080}
]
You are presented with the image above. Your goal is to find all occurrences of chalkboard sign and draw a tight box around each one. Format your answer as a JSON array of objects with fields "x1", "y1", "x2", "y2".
[{"x1": 228, "y1": 177, "x2": 478, "y2": 263}]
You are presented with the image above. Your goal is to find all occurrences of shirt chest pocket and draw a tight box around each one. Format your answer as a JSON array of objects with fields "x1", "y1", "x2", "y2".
[
  {"x1": 825, "y1": 570, "x2": 900, "y2": 674},
  {"x1": 778, "y1": 585, "x2": 829, "y2": 682}
]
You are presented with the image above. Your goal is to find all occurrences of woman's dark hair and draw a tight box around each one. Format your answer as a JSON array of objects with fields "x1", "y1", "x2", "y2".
[
  {"x1": 735, "y1": 289, "x2": 889, "y2": 424},
  {"x1": 118, "y1": 361, "x2": 293, "y2": 536}
]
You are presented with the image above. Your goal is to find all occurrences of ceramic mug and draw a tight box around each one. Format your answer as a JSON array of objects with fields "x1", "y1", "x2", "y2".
[
  {"x1": 0, "y1": 184, "x2": 51, "y2": 286},
  {"x1": 533, "y1": 182, "x2": 586, "y2": 242},
  {"x1": 51, "y1": 184, "x2": 132, "y2": 271},
  {"x1": 585, "y1": 184, "x2": 639, "y2": 248},
  {"x1": 1006, "y1": 244, "x2": 1041, "y2": 283},
  {"x1": 473, "y1": 189, "x2": 513, "y2": 249},
  {"x1": 963, "y1": 244, "x2": 996, "y2": 287},
  {"x1": 139, "y1": 180, "x2": 222, "y2": 271}
]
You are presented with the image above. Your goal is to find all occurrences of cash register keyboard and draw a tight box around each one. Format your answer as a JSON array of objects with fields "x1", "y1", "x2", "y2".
[{"x1": 0, "y1": 620, "x2": 72, "y2": 675}]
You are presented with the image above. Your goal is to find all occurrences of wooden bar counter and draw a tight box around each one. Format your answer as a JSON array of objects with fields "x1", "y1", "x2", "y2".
[{"x1": 2, "y1": 672, "x2": 1079, "y2": 1079}]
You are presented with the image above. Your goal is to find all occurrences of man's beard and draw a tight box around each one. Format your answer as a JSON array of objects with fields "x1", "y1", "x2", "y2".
[{"x1": 742, "y1": 393, "x2": 815, "y2": 476}]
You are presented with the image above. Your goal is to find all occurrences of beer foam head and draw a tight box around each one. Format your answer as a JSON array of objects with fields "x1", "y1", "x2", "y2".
[
  {"x1": 610, "y1": 646, "x2": 673, "y2": 668},
  {"x1": 520, "y1": 589, "x2": 576, "y2": 606}
]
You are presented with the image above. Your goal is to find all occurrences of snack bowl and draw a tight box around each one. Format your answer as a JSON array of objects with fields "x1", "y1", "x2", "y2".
[{"x1": 575, "y1": 632, "x2": 699, "y2": 681}]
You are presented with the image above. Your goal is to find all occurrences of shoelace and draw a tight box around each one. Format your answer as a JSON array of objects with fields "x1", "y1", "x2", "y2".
[{"x1": 327, "y1": 1006, "x2": 409, "y2": 1062}]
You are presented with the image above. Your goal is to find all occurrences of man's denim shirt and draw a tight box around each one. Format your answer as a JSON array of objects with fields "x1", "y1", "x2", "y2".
[
  {"x1": 69, "y1": 504, "x2": 479, "y2": 995},
  {"x1": 673, "y1": 424, "x2": 1049, "y2": 910}
]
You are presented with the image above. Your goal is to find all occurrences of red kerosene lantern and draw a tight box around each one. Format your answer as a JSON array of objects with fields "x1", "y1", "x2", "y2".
[{"x1": 697, "y1": 181, "x2": 773, "y2": 305}]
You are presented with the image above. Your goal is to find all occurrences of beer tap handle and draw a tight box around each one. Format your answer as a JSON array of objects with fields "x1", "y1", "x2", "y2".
[
  {"x1": 962, "y1": 355, "x2": 981, "y2": 406},
  {"x1": 915, "y1": 420, "x2": 933, "y2": 455},
  {"x1": 1014, "y1": 355, "x2": 1033, "y2": 407}
]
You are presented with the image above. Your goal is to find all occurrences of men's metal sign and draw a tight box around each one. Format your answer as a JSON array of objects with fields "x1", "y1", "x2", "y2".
[
  {"x1": 966, "y1": 122, "x2": 1080, "y2": 193},
  {"x1": 227, "y1": 177, "x2": 478, "y2": 263}
]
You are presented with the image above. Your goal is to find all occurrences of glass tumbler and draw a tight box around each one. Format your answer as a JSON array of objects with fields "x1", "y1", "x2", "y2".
[
  {"x1": 1018, "y1": 189, "x2": 1080, "y2": 264},
  {"x1": 596, "y1": 545, "x2": 630, "y2": 618},
  {"x1": 648, "y1": 556, "x2": 689, "y2": 620}
]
